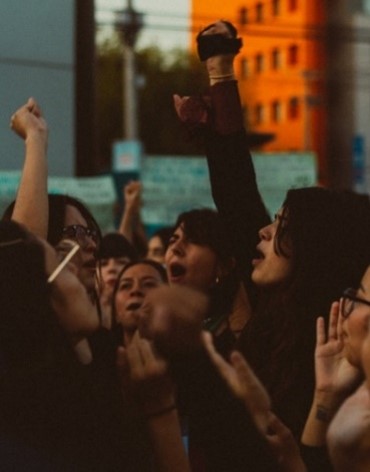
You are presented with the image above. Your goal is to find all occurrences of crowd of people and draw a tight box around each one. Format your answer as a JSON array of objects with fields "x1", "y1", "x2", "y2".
[{"x1": 1, "y1": 19, "x2": 370, "y2": 471}]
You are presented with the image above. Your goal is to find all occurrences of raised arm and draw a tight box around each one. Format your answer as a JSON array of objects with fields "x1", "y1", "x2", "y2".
[
  {"x1": 302, "y1": 302, "x2": 361, "y2": 447},
  {"x1": 174, "y1": 21, "x2": 270, "y2": 281},
  {"x1": 118, "y1": 180, "x2": 148, "y2": 255},
  {"x1": 10, "y1": 98, "x2": 48, "y2": 238},
  {"x1": 117, "y1": 332, "x2": 190, "y2": 472},
  {"x1": 202, "y1": 331, "x2": 306, "y2": 472}
]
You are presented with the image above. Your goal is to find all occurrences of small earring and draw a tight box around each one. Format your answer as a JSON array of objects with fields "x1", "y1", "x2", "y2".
[{"x1": 215, "y1": 276, "x2": 220, "y2": 285}]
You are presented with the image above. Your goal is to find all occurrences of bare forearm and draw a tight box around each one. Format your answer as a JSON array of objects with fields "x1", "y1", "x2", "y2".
[
  {"x1": 302, "y1": 391, "x2": 342, "y2": 446},
  {"x1": 146, "y1": 409, "x2": 190, "y2": 472},
  {"x1": 12, "y1": 132, "x2": 48, "y2": 238},
  {"x1": 118, "y1": 206, "x2": 136, "y2": 244}
]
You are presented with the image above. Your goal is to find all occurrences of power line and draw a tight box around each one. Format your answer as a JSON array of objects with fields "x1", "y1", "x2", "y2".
[{"x1": 96, "y1": 19, "x2": 370, "y2": 44}]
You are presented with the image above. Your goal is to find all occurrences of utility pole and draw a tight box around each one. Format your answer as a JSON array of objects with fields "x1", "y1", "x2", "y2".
[{"x1": 114, "y1": 0, "x2": 144, "y2": 140}]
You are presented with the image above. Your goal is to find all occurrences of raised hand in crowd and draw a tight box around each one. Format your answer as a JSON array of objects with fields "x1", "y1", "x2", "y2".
[
  {"x1": 136, "y1": 284, "x2": 209, "y2": 354},
  {"x1": 202, "y1": 331, "x2": 306, "y2": 472},
  {"x1": 302, "y1": 302, "x2": 362, "y2": 447},
  {"x1": 118, "y1": 180, "x2": 148, "y2": 256},
  {"x1": 9, "y1": 97, "x2": 49, "y2": 238},
  {"x1": 117, "y1": 331, "x2": 190, "y2": 472}
]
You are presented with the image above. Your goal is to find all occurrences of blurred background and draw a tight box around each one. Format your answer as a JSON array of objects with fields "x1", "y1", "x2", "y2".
[{"x1": 0, "y1": 0, "x2": 369, "y2": 232}]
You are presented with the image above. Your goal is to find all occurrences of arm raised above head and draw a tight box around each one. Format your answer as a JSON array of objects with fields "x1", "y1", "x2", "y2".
[{"x1": 10, "y1": 97, "x2": 48, "y2": 239}]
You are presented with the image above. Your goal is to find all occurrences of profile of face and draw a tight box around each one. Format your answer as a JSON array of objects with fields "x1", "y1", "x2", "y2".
[
  {"x1": 62, "y1": 204, "x2": 98, "y2": 293},
  {"x1": 147, "y1": 235, "x2": 166, "y2": 264},
  {"x1": 42, "y1": 239, "x2": 99, "y2": 341},
  {"x1": 114, "y1": 263, "x2": 165, "y2": 334},
  {"x1": 165, "y1": 224, "x2": 221, "y2": 292},
  {"x1": 251, "y1": 210, "x2": 293, "y2": 287},
  {"x1": 99, "y1": 256, "x2": 131, "y2": 299},
  {"x1": 342, "y1": 266, "x2": 370, "y2": 368}
]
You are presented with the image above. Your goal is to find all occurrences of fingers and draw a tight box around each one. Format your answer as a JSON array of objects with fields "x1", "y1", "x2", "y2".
[
  {"x1": 125, "y1": 331, "x2": 168, "y2": 382},
  {"x1": 173, "y1": 94, "x2": 189, "y2": 118},
  {"x1": 328, "y1": 301, "x2": 340, "y2": 340},
  {"x1": 26, "y1": 97, "x2": 41, "y2": 116},
  {"x1": 316, "y1": 317, "x2": 326, "y2": 347},
  {"x1": 9, "y1": 98, "x2": 45, "y2": 136},
  {"x1": 338, "y1": 298, "x2": 345, "y2": 337},
  {"x1": 202, "y1": 331, "x2": 230, "y2": 373}
]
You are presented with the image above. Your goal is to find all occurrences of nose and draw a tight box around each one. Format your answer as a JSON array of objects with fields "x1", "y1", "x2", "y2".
[
  {"x1": 170, "y1": 238, "x2": 185, "y2": 257},
  {"x1": 84, "y1": 236, "x2": 97, "y2": 253},
  {"x1": 130, "y1": 280, "x2": 143, "y2": 297},
  {"x1": 106, "y1": 258, "x2": 117, "y2": 274},
  {"x1": 258, "y1": 223, "x2": 273, "y2": 241}
]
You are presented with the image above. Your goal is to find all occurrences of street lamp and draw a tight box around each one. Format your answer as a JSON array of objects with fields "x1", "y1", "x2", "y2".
[{"x1": 114, "y1": 1, "x2": 144, "y2": 140}]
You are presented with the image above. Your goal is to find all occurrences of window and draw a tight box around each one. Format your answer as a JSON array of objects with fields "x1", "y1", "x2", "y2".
[
  {"x1": 271, "y1": 48, "x2": 281, "y2": 69},
  {"x1": 288, "y1": 0, "x2": 298, "y2": 11},
  {"x1": 239, "y1": 7, "x2": 248, "y2": 25},
  {"x1": 256, "y1": 2, "x2": 263, "y2": 22},
  {"x1": 288, "y1": 44, "x2": 298, "y2": 65},
  {"x1": 255, "y1": 103, "x2": 264, "y2": 124},
  {"x1": 241, "y1": 57, "x2": 249, "y2": 79},
  {"x1": 272, "y1": 0, "x2": 280, "y2": 16},
  {"x1": 288, "y1": 97, "x2": 299, "y2": 119},
  {"x1": 271, "y1": 101, "x2": 282, "y2": 122},
  {"x1": 255, "y1": 53, "x2": 264, "y2": 73}
]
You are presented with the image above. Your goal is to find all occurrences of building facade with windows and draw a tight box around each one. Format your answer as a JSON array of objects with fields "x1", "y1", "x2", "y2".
[{"x1": 191, "y1": 1, "x2": 327, "y2": 180}]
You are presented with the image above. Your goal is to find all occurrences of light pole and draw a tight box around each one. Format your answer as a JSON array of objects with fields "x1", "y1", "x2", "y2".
[{"x1": 114, "y1": 0, "x2": 144, "y2": 140}]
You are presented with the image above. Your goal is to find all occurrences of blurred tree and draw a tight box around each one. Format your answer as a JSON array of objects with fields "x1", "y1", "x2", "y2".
[{"x1": 96, "y1": 36, "x2": 208, "y2": 172}]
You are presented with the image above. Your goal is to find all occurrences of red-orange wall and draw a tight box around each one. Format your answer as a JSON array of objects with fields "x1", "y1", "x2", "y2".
[{"x1": 191, "y1": 1, "x2": 328, "y2": 182}]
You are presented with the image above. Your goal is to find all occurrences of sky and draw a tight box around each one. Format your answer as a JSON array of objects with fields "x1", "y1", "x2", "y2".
[{"x1": 95, "y1": 0, "x2": 190, "y2": 50}]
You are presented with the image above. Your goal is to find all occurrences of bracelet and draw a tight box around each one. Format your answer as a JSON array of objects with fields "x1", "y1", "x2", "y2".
[
  {"x1": 144, "y1": 403, "x2": 177, "y2": 419},
  {"x1": 315, "y1": 404, "x2": 331, "y2": 423},
  {"x1": 209, "y1": 73, "x2": 235, "y2": 80}
]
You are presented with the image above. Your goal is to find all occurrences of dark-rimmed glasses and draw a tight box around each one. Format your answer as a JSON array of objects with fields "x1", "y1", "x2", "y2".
[
  {"x1": 48, "y1": 240, "x2": 80, "y2": 283},
  {"x1": 61, "y1": 224, "x2": 99, "y2": 249},
  {"x1": 341, "y1": 288, "x2": 370, "y2": 319}
]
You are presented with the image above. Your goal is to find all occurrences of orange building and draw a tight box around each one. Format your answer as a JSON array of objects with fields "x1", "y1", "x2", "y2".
[{"x1": 191, "y1": 1, "x2": 328, "y2": 183}]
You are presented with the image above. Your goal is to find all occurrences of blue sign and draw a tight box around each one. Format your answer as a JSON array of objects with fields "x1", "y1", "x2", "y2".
[{"x1": 353, "y1": 135, "x2": 365, "y2": 187}]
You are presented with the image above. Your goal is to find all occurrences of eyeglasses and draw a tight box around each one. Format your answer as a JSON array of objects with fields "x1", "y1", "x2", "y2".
[
  {"x1": 341, "y1": 288, "x2": 370, "y2": 319},
  {"x1": 61, "y1": 225, "x2": 99, "y2": 249},
  {"x1": 48, "y1": 240, "x2": 80, "y2": 283}
]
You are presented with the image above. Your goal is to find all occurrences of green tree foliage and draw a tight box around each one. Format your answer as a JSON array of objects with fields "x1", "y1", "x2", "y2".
[{"x1": 96, "y1": 37, "x2": 208, "y2": 172}]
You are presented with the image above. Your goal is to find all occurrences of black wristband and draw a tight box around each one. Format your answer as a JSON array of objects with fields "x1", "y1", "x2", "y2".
[{"x1": 197, "y1": 34, "x2": 243, "y2": 61}]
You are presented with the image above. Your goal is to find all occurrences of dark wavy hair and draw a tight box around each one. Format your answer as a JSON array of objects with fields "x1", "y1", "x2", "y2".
[
  {"x1": 2, "y1": 194, "x2": 102, "y2": 248},
  {"x1": 173, "y1": 208, "x2": 240, "y2": 326},
  {"x1": 0, "y1": 220, "x2": 77, "y2": 377},
  {"x1": 240, "y1": 187, "x2": 370, "y2": 436}
]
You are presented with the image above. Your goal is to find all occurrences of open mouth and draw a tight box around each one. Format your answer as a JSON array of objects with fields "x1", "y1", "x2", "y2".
[
  {"x1": 126, "y1": 301, "x2": 142, "y2": 311},
  {"x1": 169, "y1": 263, "x2": 186, "y2": 280},
  {"x1": 252, "y1": 248, "x2": 265, "y2": 266}
]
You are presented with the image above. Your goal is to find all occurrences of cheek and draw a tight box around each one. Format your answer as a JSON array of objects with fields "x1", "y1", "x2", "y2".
[
  {"x1": 100, "y1": 266, "x2": 108, "y2": 280},
  {"x1": 115, "y1": 292, "x2": 128, "y2": 314}
]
